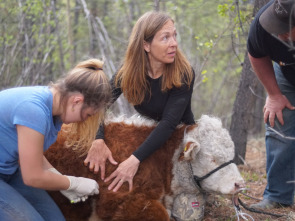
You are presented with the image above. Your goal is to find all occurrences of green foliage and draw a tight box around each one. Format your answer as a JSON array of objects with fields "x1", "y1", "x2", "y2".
[
  {"x1": 0, "y1": 0, "x2": 255, "y2": 123},
  {"x1": 218, "y1": 3, "x2": 235, "y2": 17},
  {"x1": 241, "y1": 170, "x2": 261, "y2": 182},
  {"x1": 201, "y1": 70, "x2": 208, "y2": 83}
]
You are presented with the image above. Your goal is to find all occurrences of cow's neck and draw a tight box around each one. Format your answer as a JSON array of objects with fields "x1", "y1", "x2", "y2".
[{"x1": 170, "y1": 144, "x2": 201, "y2": 195}]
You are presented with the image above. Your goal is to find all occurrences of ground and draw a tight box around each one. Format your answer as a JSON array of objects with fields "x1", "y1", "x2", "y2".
[{"x1": 203, "y1": 138, "x2": 295, "y2": 221}]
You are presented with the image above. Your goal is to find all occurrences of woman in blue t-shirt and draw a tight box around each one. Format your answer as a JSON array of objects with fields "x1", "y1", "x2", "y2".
[{"x1": 0, "y1": 59, "x2": 111, "y2": 220}]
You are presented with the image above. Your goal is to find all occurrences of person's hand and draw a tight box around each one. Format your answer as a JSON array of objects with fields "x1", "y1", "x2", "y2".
[
  {"x1": 263, "y1": 94, "x2": 295, "y2": 127},
  {"x1": 63, "y1": 176, "x2": 99, "y2": 203},
  {"x1": 48, "y1": 167, "x2": 99, "y2": 203},
  {"x1": 105, "y1": 155, "x2": 140, "y2": 192},
  {"x1": 84, "y1": 139, "x2": 117, "y2": 180}
]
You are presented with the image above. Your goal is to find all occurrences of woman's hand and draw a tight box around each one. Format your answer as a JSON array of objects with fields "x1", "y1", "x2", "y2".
[
  {"x1": 105, "y1": 155, "x2": 140, "y2": 192},
  {"x1": 84, "y1": 139, "x2": 117, "y2": 180}
]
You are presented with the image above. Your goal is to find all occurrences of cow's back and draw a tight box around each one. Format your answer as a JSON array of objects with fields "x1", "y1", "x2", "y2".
[{"x1": 45, "y1": 120, "x2": 186, "y2": 220}]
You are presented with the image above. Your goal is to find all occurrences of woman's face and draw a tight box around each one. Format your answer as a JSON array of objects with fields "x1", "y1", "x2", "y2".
[
  {"x1": 61, "y1": 95, "x2": 96, "y2": 124},
  {"x1": 144, "y1": 20, "x2": 178, "y2": 66}
]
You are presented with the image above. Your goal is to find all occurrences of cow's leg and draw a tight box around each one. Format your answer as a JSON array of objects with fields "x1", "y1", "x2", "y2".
[
  {"x1": 111, "y1": 196, "x2": 170, "y2": 221},
  {"x1": 48, "y1": 191, "x2": 93, "y2": 221}
]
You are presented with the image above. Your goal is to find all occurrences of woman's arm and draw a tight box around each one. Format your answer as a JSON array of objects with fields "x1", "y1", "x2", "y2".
[
  {"x1": 17, "y1": 125, "x2": 70, "y2": 190},
  {"x1": 133, "y1": 72, "x2": 195, "y2": 161},
  {"x1": 18, "y1": 125, "x2": 100, "y2": 203}
]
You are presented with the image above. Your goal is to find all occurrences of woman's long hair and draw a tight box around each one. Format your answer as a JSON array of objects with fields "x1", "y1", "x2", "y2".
[
  {"x1": 116, "y1": 11, "x2": 193, "y2": 105},
  {"x1": 50, "y1": 59, "x2": 112, "y2": 154}
]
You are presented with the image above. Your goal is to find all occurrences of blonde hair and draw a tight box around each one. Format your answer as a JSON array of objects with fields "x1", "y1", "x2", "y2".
[
  {"x1": 116, "y1": 11, "x2": 193, "y2": 105},
  {"x1": 63, "y1": 112, "x2": 102, "y2": 156},
  {"x1": 50, "y1": 58, "x2": 111, "y2": 153}
]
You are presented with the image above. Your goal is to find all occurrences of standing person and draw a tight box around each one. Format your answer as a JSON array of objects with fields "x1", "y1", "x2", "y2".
[
  {"x1": 247, "y1": 0, "x2": 295, "y2": 209},
  {"x1": 0, "y1": 58, "x2": 111, "y2": 220},
  {"x1": 84, "y1": 11, "x2": 195, "y2": 193}
]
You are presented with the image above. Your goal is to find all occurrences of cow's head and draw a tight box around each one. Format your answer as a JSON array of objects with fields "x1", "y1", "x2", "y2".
[{"x1": 180, "y1": 115, "x2": 244, "y2": 195}]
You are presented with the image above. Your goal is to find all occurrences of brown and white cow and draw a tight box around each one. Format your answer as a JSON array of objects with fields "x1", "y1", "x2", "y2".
[{"x1": 45, "y1": 115, "x2": 244, "y2": 221}]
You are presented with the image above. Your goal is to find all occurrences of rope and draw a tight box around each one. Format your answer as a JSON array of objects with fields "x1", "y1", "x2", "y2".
[
  {"x1": 239, "y1": 191, "x2": 262, "y2": 201},
  {"x1": 231, "y1": 189, "x2": 287, "y2": 219},
  {"x1": 193, "y1": 159, "x2": 234, "y2": 186},
  {"x1": 238, "y1": 198, "x2": 286, "y2": 218},
  {"x1": 187, "y1": 162, "x2": 204, "y2": 193},
  {"x1": 234, "y1": 204, "x2": 255, "y2": 221},
  {"x1": 232, "y1": 189, "x2": 255, "y2": 221}
]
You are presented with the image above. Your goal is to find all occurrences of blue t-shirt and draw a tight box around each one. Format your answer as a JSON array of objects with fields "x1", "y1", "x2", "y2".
[{"x1": 0, "y1": 86, "x2": 62, "y2": 174}]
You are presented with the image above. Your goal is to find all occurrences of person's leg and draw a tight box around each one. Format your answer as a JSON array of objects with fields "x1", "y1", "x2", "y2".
[
  {"x1": 264, "y1": 119, "x2": 295, "y2": 205},
  {"x1": 9, "y1": 168, "x2": 66, "y2": 221},
  {"x1": 256, "y1": 63, "x2": 295, "y2": 208},
  {"x1": 0, "y1": 172, "x2": 45, "y2": 221}
]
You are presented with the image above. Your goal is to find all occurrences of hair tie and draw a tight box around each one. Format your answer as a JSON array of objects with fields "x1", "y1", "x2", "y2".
[{"x1": 87, "y1": 66, "x2": 103, "y2": 71}]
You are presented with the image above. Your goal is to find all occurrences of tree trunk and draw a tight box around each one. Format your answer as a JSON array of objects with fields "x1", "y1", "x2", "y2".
[
  {"x1": 66, "y1": 0, "x2": 74, "y2": 67},
  {"x1": 73, "y1": 0, "x2": 80, "y2": 64},
  {"x1": 230, "y1": 0, "x2": 270, "y2": 165},
  {"x1": 51, "y1": 0, "x2": 65, "y2": 73},
  {"x1": 154, "y1": 0, "x2": 160, "y2": 11}
]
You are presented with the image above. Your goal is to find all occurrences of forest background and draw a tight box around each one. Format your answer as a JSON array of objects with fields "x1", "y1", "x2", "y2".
[{"x1": 0, "y1": 0, "x2": 268, "y2": 164}]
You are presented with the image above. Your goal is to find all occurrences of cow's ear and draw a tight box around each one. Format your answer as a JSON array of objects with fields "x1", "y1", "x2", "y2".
[{"x1": 178, "y1": 141, "x2": 200, "y2": 161}]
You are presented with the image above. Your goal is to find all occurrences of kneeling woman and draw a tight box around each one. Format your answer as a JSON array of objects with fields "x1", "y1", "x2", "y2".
[{"x1": 0, "y1": 59, "x2": 111, "y2": 221}]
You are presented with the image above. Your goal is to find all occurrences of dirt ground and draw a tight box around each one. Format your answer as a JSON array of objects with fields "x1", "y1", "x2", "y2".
[{"x1": 202, "y1": 138, "x2": 295, "y2": 221}]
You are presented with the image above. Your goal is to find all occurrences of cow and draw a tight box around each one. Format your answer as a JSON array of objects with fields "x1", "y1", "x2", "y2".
[{"x1": 45, "y1": 114, "x2": 245, "y2": 221}]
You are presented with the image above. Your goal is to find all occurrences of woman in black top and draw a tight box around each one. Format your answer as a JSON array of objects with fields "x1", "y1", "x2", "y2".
[{"x1": 84, "y1": 11, "x2": 195, "y2": 192}]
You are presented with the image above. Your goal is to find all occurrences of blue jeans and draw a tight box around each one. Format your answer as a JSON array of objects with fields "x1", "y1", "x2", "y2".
[
  {"x1": 264, "y1": 63, "x2": 295, "y2": 205},
  {"x1": 0, "y1": 168, "x2": 65, "y2": 221}
]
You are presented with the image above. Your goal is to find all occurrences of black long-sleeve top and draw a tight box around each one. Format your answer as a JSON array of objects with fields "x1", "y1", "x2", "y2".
[{"x1": 96, "y1": 69, "x2": 195, "y2": 162}]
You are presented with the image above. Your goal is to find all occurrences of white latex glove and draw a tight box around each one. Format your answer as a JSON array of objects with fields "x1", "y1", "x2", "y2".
[
  {"x1": 66, "y1": 176, "x2": 99, "y2": 203},
  {"x1": 48, "y1": 168, "x2": 99, "y2": 203}
]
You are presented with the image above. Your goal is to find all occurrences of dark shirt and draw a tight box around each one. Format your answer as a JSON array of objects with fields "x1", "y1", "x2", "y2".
[
  {"x1": 247, "y1": 0, "x2": 295, "y2": 86},
  {"x1": 96, "y1": 69, "x2": 195, "y2": 162}
]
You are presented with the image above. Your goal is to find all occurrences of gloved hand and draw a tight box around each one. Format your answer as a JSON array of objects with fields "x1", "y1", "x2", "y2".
[
  {"x1": 48, "y1": 168, "x2": 99, "y2": 203},
  {"x1": 65, "y1": 175, "x2": 99, "y2": 203}
]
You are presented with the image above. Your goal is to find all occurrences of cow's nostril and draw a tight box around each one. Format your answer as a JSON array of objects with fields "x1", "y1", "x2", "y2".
[{"x1": 235, "y1": 182, "x2": 245, "y2": 189}]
